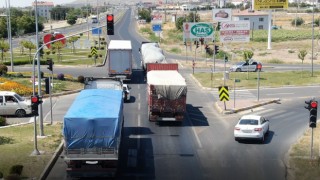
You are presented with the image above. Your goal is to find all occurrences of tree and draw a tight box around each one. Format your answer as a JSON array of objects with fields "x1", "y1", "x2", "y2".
[
  {"x1": 66, "y1": 14, "x2": 77, "y2": 25},
  {"x1": 138, "y1": 8, "x2": 152, "y2": 22},
  {"x1": 67, "y1": 36, "x2": 80, "y2": 53},
  {"x1": 0, "y1": 39, "x2": 9, "y2": 62},
  {"x1": 298, "y1": 49, "x2": 307, "y2": 77},
  {"x1": 52, "y1": 41, "x2": 65, "y2": 62},
  {"x1": 22, "y1": 41, "x2": 36, "y2": 64},
  {"x1": 175, "y1": 17, "x2": 186, "y2": 31},
  {"x1": 243, "y1": 50, "x2": 254, "y2": 79}
]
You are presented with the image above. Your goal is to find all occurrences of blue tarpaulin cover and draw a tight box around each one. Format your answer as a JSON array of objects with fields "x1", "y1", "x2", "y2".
[{"x1": 63, "y1": 89, "x2": 123, "y2": 149}]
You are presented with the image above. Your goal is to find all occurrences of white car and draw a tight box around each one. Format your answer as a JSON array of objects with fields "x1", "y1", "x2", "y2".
[
  {"x1": 123, "y1": 84, "x2": 130, "y2": 102},
  {"x1": 0, "y1": 91, "x2": 32, "y2": 117},
  {"x1": 229, "y1": 60, "x2": 262, "y2": 72},
  {"x1": 234, "y1": 115, "x2": 269, "y2": 143}
]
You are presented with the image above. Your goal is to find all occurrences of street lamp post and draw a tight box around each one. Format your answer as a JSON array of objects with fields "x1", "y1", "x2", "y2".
[{"x1": 5, "y1": 0, "x2": 13, "y2": 72}]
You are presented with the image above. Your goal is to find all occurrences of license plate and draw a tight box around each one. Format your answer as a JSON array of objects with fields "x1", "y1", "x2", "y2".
[{"x1": 242, "y1": 130, "x2": 252, "y2": 133}]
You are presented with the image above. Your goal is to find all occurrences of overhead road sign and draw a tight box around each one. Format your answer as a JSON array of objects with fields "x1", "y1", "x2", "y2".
[
  {"x1": 218, "y1": 86, "x2": 229, "y2": 101},
  {"x1": 254, "y1": 0, "x2": 288, "y2": 10}
]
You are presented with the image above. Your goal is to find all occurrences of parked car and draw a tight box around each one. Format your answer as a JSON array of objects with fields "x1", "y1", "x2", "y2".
[
  {"x1": 234, "y1": 114, "x2": 269, "y2": 143},
  {"x1": 229, "y1": 60, "x2": 262, "y2": 72},
  {"x1": 0, "y1": 91, "x2": 32, "y2": 117},
  {"x1": 123, "y1": 84, "x2": 131, "y2": 102}
]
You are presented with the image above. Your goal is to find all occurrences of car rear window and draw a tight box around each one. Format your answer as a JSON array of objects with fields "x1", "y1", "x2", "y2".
[{"x1": 239, "y1": 119, "x2": 258, "y2": 125}]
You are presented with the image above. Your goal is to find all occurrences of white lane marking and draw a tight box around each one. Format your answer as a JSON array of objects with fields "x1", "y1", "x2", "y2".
[
  {"x1": 191, "y1": 126, "x2": 203, "y2": 149},
  {"x1": 266, "y1": 93, "x2": 294, "y2": 96}
]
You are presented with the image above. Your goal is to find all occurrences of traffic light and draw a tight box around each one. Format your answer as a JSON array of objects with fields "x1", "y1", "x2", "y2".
[
  {"x1": 225, "y1": 56, "x2": 229, "y2": 62},
  {"x1": 31, "y1": 95, "x2": 42, "y2": 116},
  {"x1": 196, "y1": 41, "x2": 199, "y2": 49},
  {"x1": 47, "y1": 58, "x2": 53, "y2": 71},
  {"x1": 214, "y1": 45, "x2": 219, "y2": 54},
  {"x1": 184, "y1": 41, "x2": 186, "y2": 46},
  {"x1": 309, "y1": 100, "x2": 318, "y2": 128},
  {"x1": 107, "y1": 14, "x2": 114, "y2": 35},
  {"x1": 205, "y1": 45, "x2": 209, "y2": 53},
  {"x1": 200, "y1": 38, "x2": 204, "y2": 45},
  {"x1": 217, "y1": 22, "x2": 221, "y2": 31}
]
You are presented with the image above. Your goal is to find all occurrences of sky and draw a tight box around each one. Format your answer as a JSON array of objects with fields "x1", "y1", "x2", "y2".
[{"x1": 0, "y1": 0, "x2": 76, "y2": 8}]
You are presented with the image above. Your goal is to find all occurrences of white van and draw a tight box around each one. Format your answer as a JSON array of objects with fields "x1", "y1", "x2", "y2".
[{"x1": 0, "y1": 91, "x2": 32, "y2": 117}]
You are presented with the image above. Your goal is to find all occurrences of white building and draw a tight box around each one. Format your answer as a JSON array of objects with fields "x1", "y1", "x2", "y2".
[
  {"x1": 32, "y1": 1, "x2": 54, "y2": 20},
  {"x1": 232, "y1": 9, "x2": 269, "y2": 30}
]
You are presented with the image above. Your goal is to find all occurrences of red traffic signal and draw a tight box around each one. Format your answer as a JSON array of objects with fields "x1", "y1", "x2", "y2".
[
  {"x1": 311, "y1": 101, "x2": 318, "y2": 108},
  {"x1": 31, "y1": 96, "x2": 39, "y2": 103},
  {"x1": 107, "y1": 14, "x2": 113, "y2": 22}
]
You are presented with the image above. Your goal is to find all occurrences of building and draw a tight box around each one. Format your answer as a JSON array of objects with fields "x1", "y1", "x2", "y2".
[
  {"x1": 232, "y1": 9, "x2": 269, "y2": 30},
  {"x1": 32, "y1": 1, "x2": 54, "y2": 20}
]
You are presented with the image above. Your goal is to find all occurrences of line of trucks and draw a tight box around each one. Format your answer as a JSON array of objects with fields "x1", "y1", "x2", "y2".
[{"x1": 61, "y1": 41, "x2": 188, "y2": 177}]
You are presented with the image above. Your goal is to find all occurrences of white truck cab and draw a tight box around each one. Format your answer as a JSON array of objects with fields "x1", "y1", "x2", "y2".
[{"x1": 0, "y1": 91, "x2": 31, "y2": 117}]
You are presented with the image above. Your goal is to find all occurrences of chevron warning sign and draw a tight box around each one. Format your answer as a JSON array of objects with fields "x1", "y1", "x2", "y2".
[
  {"x1": 218, "y1": 86, "x2": 229, "y2": 101},
  {"x1": 91, "y1": 46, "x2": 98, "y2": 56}
]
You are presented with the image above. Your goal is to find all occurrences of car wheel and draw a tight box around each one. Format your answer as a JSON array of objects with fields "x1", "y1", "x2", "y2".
[
  {"x1": 266, "y1": 126, "x2": 270, "y2": 135},
  {"x1": 235, "y1": 137, "x2": 239, "y2": 141},
  {"x1": 236, "y1": 68, "x2": 241, "y2": 72},
  {"x1": 15, "y1": 109, "x2": 26, "y2": 117}
]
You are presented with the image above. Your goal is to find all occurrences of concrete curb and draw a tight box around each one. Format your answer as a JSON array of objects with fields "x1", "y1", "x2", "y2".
[
  {"x1": 39, "y1": 141, "x2": 64, "y2": 180},
  {"x1": 215, "y1": 98, "x2": 281, "y2": 114}
]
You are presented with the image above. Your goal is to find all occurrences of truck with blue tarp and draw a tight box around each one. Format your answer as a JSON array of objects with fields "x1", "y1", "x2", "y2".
[{"x1": 62, "y1": 89, "x2": 124, "y2": 178}]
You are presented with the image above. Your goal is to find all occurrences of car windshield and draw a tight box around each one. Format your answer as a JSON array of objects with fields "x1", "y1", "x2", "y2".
[
  {"x1": 239, "y1": 119, "x2": 258, "y2": 125},
  {"x1": 236, "y1": 62, "x2": 245, "y2": 65},
  {"x1": 14, "y1": 94, "x2": 24, "y2": 101}
]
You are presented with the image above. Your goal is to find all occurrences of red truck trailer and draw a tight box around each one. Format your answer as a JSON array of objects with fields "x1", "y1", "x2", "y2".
[{"x1": 146, "y1": 63, "x2": 187, "y2": 121}]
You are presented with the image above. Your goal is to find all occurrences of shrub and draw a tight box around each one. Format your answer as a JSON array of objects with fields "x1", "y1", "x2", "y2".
[
  {"x1": 57, "y1": 73, "x2": 65, "y2": 80},
  {"x1": 77, "y1": 75, "x2": 85, "y2": 83},
  {"x1": 0, "y1": 171, "x2": 3, "y2": 178},
  {"x1": 51, "y1": 51, "x2": 56, "y2": 54},
  {"x1": 0, "y1": 116, "x2": 6, "y2": 126},
  {"x1": 9, "y1": 164, "x2": 23, "y2": 175},
  {"x1": 99, "y1": 54, "x2": 103, "y2": 57},
  {"x1": 79, "y1": 33, "x2": 83, "y2": 36},
  {"x1": 45, "y1": 51, "x2": 51, "y2": 55},
  {"x1": 100, "y1": 47, "x2": 104, "y2": 50},
  {"x1": 0, "y1": 64, "x2": 8, "y2": 76},
  {"x1": 88, "y1": 54, "x2": 92, "y2": 58},
  {"x1": 291, "y1": 17, "x2": 304, "y2": 26}
]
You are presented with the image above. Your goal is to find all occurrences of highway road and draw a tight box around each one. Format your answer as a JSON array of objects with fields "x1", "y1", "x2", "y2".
[{"x1": 5, "y1": 7, "x2": 319, "y2": 179}]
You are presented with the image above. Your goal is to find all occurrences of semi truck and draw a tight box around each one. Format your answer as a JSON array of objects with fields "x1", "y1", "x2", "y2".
[
  {"x1": 83, "y1": 77, "x2": 130, "y2": 102},
  {"x1": 139, "y1": 41, "x2": 166, "y2": 72},
  {"x1": 146, "y1": 63, "x2": 187, "y2": 122},
  {"x1": 62, "y1": 89, "x2": 124, "y2": 177},
  {"x1": 107, "y1": 40, "x2": 132, "y2": 80}
]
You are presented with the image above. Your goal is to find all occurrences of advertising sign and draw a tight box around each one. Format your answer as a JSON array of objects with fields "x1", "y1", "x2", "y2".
[
  {"x1": 219, "y1": 21, "x2": 250, "y2": 43},
  {"x1": 254, "y1": 0, "x2": 288, "y2": 10},
  {"x1": 212, "y1": 9, "x2": 232, "y2": 22},
  {"x1": 183, "y1": 22, "x2": 214, "y2": 40}
]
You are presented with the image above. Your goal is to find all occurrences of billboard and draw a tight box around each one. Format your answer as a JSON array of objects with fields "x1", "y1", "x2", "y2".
[
  {"x1": 183, "y1": 22, "x2": 214, "y2": 40},
  {"x1": 254, "y1": 0, "x2": 288, "y2": 10},
  {"x1": 212, "y1": 9, "x2": 232, "y2": 22},
  {"x1": 219, "y1": 21, "x2": 250, "y2": 43}
]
